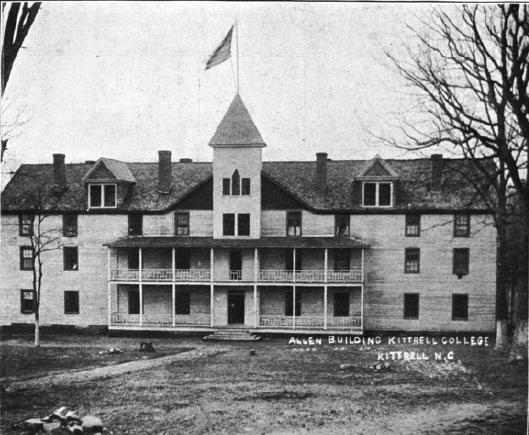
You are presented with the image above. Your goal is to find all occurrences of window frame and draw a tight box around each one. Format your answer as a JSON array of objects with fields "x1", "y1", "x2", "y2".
[
  {"x1": 19, "y1": 214, "x2": 33, "y2": 236},
  {"x1": 128, "y1": 213, "x2": 143, "y2": 236},
  {"x1": 453, "y1": 213, "x2": 470, "y2": 237},
  {"x1": 63, "y1": 213, "x2": 78, "y2": 237},
  {"x1": 222, "y1": 178, "x2": 231, "y2": 195},
  {"x1": 404, "y1": 248, "x2": 420, "y2": 274},
  {"x1": 403, "y1": 293, "x2": 419, "y2": 319},
  {"x1": 453, "y1": 248, "x2": 470, "y2": 277},
  {"x1": 231, "y1": 170, "x2": 240, "y2": 196},
  {"x1": 20, "y1": 289, "x2": 35, "y2": 314},
  {"x1": 223, "y1": 213, "x2": 235, "y2": 236},
  {"x1": 63, "y1": 246, "x2": 79, "y2": 271},
  {"x1": 286, "y1": 211, "x2": 302, "y2": 236},
  {"x1": 452, "y1": 294, "x2": 469, "y2": 321},
  {"x1": 335, "y1": 214, "x2": 350, "y2": 237},
  {"x1": 20, "y1": 246, "x2": 33, "y2": 271},
  {"x1": 237, "y1": 213, "x2": 250, "y2": 236},
  {"x1": 64, "y1": 290, "x2": 80, "y2": 314},
  {"x1": 241, "y1": 178, "x2": 251, "y2": 195},
  {"x1": 405, "y1": 214, "x2": 421, "y2": 237},
  {"x1": 362, "y1": 181, "x2": 393, "y2": 208},
  {"x1": 174, "y1": 212, "x2": 190, "y2": 236},
  {"x1": 88, "y1": 183, "x2": 117, "y2": 209}
]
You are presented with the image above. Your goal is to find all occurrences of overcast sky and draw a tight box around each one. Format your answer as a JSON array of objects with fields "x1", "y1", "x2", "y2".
[{"x1": 2, "y1": 1, "x2": 453, "y2": 166}]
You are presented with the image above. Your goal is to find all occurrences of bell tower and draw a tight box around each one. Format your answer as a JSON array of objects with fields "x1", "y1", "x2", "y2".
[{"x1": 209, "y1": 94, "x2": 266, "y2": 238}]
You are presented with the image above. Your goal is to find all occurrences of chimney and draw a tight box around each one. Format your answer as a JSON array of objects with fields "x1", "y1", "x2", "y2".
[
  {"x1": 158, "y1": 150, "x2": 172, "y2": 193},
  {"x1": 53, "y1": 153, "x2": 66, "y2": 191},
  {"x1": 431, "y1": 154, "x2": 443, "y2": 192},
  {"x1": 316, "y1": 152, "x2": 328, "y2": 194}
]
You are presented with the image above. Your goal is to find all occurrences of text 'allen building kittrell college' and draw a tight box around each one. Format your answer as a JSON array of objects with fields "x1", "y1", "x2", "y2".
[{"x1": 0, "y1": 94, "x2": 497, "y2": 336}]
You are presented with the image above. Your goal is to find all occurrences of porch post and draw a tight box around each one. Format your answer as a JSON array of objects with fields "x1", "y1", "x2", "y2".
[
  {"x1": 292, "y1": 248, "x2": 296, "y2": 330},
  {"x1": 361, "y1": 248, "x2": 364, "y2": 282},
  {"x1": 254, "y1": 248, "x2": 258, "y2": 328},
  {"x1": 210, "y1": 248, "x2": 214, "y2": 327},
  {"x1": 324, "y1": 248, "x2": 328, "y2": 330},
  {"x1": 172, "y1": 248, "x2": 175, "y2": 327},
  {"x1": 139, "y1": 248, "x2": 143, "y2": 326},
  {"x1": 107, "y1": 248, "x2": 112, "y2": 328},
  {"x1": 361, "y1": 283, "x2": 364, "y2": 331}
]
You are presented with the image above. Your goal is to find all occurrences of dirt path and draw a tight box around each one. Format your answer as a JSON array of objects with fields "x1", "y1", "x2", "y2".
[{"x1": 3, "y1": 347, "x2": 226, "y2": 392}]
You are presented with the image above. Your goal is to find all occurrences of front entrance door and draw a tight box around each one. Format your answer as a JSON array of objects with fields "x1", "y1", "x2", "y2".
[{"x1": 228, "y1": 291, "x2": 245, "y2": 324}]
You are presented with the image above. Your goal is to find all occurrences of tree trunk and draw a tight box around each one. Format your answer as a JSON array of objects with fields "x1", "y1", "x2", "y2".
[
  {"x1": 34, "y1": 311, "x2": 40, "y2": 347},
  {"x1": 495, "y1": 177, "x2": 509, "y2": 349}
]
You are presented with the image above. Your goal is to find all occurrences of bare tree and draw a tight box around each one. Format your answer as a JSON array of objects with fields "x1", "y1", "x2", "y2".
[
  {"x1": 18, "y1": 188, "x2": 62, "y2": 346},
  {"x1": 1, "y1": 1, "x2": 41, "y2": 161},
  {"x1": 383, "y1": 5, "x2": 528, "y2": 348}
]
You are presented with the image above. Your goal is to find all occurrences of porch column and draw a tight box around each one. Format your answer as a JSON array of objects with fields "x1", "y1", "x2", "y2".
[
  {"x1": 254, "y1": 248, "x2": 258, "y2": 328},
  {"x1": 139, "y1": 248, "x2": 143, "y2": 326},
  {"x1": 107, "y1": 248, "x2": 112, "y2": 327},
  {"x1": 210, "y1": 248, "x2": 214, "y2": 327},
  {"x1": 292, "y1": 248, "x2": 296, "y2": 330},
  {"x1": 324, "y1": 248, "x2": 328, "y2": 330},
  {"x1": 361, "y1": 248, "x2": 364, "y2": 282},
  {"x1": 361, "y1": 283, "x2": 364, "y2": 330},
  {"x1": 172, "y1": 248, "x2": 176, "y2": 327}
]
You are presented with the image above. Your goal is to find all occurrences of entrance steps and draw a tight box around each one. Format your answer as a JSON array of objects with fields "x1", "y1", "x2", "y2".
[{"x1": 203, "y1": 328, "x2": 261, "y2": 341}]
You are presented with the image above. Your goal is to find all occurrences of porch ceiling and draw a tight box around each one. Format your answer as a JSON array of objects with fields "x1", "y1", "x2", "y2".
[{"x1": 106, "y1": 236, "x2": 369, "y2": 249}]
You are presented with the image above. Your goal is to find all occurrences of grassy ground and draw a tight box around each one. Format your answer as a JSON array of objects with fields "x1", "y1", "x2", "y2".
[{"x1": 1, "y1": 335, "x2": 527, "y2": 434}]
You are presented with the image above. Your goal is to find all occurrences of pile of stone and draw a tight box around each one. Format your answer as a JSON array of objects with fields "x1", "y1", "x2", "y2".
[{"x1": 21, "y1": 407, "x2": 104, "y2": 434}]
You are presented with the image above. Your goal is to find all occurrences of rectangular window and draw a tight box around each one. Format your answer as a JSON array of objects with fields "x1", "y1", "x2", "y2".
[
  {"x1": 63, "y1": 247, "x2": 78, "y2": 271},
  {"x1": 285, "y1": 249, "x2": 302, "y2": 272},
  {"x1": 452, "y1": 294, "x2": 469, "y2": 320},
  {"x1": 175, "y1": 291, "x2": 190, "y2": 315},
  {"x1": 89, "y1": 184, "x2": 116, "y2": 208},
  {"x1": 405, "y1": 214, "x2": 420, "y2": 237},
  {"x1": 241, "y1": 178, "x2": 250, "y2": 195},
  {"x1": 453, "y1": 248, "x2": 469, "y2": 277},
  {"x1": 20, "y1": 247, "x2": 33, "y2": 270},
  {"x1": 103, "y1": 184, "x2": 116, "y2": 207},
  {"x1": 285, "y1": 291, "x2": 301, "y2": 316},
  {"x1": 19, "y1": 214, "x2": 33, "y2": 236},
  {"x1": 454, "y1": 214, "x2": 470, "y2": 237},
  {"x1": 128, "y1": 290, "x2": 140, "y2": 315},
  {"x1": 334, "y1": 292, "x2": 350, "y2": 317},
  {"x1": 335, "y1": 214, "x2": 350, "y2": 236},
  {"x1": 238, "y1": 214, "x2": 250, "y2": 236},
  {"x1": 64, "y1": 291, "x2": 79, "y2": 314},
  {"x1": 404, "y1": 248, "x2": 420, "y2": 273},
  {"x1": 362, "y1": 182, "x2": 393, "y2": 207},
  {"x1": 334, "y1": 249, "x2": 350, "y2": 271},
  {"x1": 175, "y1": 212, "x2": 189, "y2": 236},
  {"x1": 128, "y1": 214, "x2": 143, "y2": 236},
  {"x1": 404, "y1": 293, "x2": 419, "y2": 319},
  {"x1": 63, "y1": 214, "x2": 78, "y2": 237},
  {"x1": 222, "y1": 178, "x2": 230, "y2": 195},
  {"x1": 286, "y1": 211, "x2": 302, "y2": 236},
  {"x1": 20, "y1": 289, "x2": 35, "y2": 314},
  {"x1": 223, "y1": 214, "x2": 235, "y2": 236}
]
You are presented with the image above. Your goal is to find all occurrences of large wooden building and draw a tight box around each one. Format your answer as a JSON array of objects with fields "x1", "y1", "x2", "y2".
[{"x1": 0, "y1": 95, "x2": 497, "y2": 334}]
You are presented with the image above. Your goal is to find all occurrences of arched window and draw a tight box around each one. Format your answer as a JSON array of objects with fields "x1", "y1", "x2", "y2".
[{"x1": 231, "y1": 170, "x2": 240, "y2": 195}]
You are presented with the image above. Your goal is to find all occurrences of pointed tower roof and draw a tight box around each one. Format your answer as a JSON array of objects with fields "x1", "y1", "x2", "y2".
[{"x1": 209, "y1": 94, "x2": 266, "y2": 148}]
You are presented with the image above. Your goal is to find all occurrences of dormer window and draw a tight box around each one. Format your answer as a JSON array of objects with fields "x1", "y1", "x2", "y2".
[
  {"x1": 362, "y1": 182, "x2": 392, "y2": 207},
  {"x1": 88, "y1": 184, "x2": 116, "y2": 208}
]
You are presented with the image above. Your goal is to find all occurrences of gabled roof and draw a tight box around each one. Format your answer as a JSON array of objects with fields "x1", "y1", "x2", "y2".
[
  {"x1": 1, "y1": 157, "x2": 495, "y2": 213},
  {"x1": 357, "y1": 154, "x2": 398, "y2": 178},
  {"x1": 209, "y1": 94, "x2": 266, "y2": 148},
  {"x1": 83, "y1": 158, "x2": 136, "y2": 183}
]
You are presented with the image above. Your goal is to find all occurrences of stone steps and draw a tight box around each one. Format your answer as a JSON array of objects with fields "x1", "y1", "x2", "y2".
[{"x1": 203, "y1": 329, "x2": 261, "y2": 341}]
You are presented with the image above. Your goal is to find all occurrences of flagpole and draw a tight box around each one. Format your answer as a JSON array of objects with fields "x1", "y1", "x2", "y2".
[{"x1": 236, "y1": 20, "x2": 240, "y2": 94}]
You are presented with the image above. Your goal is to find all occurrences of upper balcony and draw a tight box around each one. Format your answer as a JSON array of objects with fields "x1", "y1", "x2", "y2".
[{"x1": 109, "y1": 268, "x2": 363, "y2": 283}]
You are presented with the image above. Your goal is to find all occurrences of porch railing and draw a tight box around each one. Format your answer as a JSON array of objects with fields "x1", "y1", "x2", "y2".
[
  {"x1": 110, "y1": 268, "x2": 363, "y2": 283},
  {"x1": 259, "y1": 315, "x2": 362, "y2": 329},
  {"x1": 111, "y1": 313, "x2": 210, "y2": 326}
]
